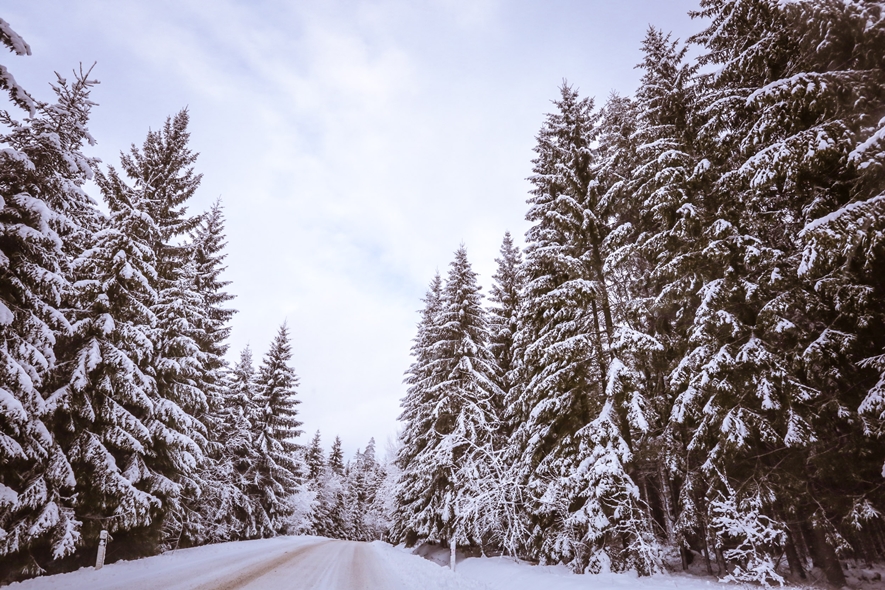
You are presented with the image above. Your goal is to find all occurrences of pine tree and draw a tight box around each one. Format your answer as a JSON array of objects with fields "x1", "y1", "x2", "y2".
[
  {"x1": 661, "y1": 1, "x2": 885, "y2": 583},
  {"x1": 305, "y1": 431, "x2": 325, "y2": 481},
  {"x1": 181, "y1": 200, "x2": 238, "y2": 545},
  {"x1": 251, "y1": 323, "x2": 303, "y2": 532},
  {"x1": 215, "y1": 346, "x2": 270, "y2": 539},
  {"x1": 345, "y1": 437, "x2": 386, "y2": 540},
  {"x1": 327, "y1": 435, "x2": 344, "y2": 475},
  {"x1": 88, "y1": 118, "x2": 207, "y2": 553},
  {"x1": 393, "y1": 273, "x2": 444, "y2": 544},
  {"x1": 395, "y1": 246, "x2": 502, "y2": 550},
  {"x1": 488, "y1": 232, "x2": 522, "y2": 406},
  {"x1": 0, "y1": 59, "x2": 98, "y2": 576},
  {"x1": 49, "y1": 156, "x2": 164, "y2": 563},
  {"x1": 505, "y1": 84, "x2": 659, "y2": 573},
  {"x1": 190, "y1": 200, "x2": 235, "y2": 419},
  {"x1": 619, "y1": 26, "x2": 704, "y2": 566},
  {"x1": 312, "y1": 467, "x2": 351, "y2": 540}
]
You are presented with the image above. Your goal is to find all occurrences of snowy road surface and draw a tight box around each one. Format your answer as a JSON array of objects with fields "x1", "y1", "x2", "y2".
[
  {"x1": 9, "y1": 535, "x2": 740, "y2": 590},
  {"x1": 8, "y1": 536, "x2": 487, "y2": 590}
]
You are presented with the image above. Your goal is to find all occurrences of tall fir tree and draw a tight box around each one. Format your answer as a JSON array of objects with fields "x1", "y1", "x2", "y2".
[
  {"x1": 175, "y1": 200, "x2": 236, "y2": 546},
  {"x1": 305, "y1": 430, "x2": 325, "y2": 481},
  {"x1": 488, "y1": 232, "x2": 522, "y2": 409},
  {"x1": 51, "y1": 156, "x2": 163, "y2": 563},
  {"x1": 625, "y1": 25, "x2": 705, "y2": 571},
  {"x1": 217, "y1": 345, "x2": 270, "y2": 539},
  {"x1": 654, "y1": 0, "x2": 885, "y2": 584},
  {"x1": 327, "y1": 435, "x2": 345, "y2": 476},
  {"x1": 395, "y1": 246, "x2": 502, "y2": 549},
  {"x1": 252, "y1": 323, "x2": 303, "y2": 532},
  {"x1": 0, "y1": 58, "x2": 98, "y2": 576},
  {"x1": 393, "y1": 272, "x2": 444, "y2": 546}
]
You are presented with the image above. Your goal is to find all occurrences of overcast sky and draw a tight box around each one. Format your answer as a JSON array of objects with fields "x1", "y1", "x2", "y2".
[{"x1": 4, "y1": 0, "x2": 701, "y2": 459}]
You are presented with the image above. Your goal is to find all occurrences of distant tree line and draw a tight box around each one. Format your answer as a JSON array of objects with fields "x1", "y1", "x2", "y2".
[{"x1": 392, "y1": 1, "x2": 885, "y2": 587}]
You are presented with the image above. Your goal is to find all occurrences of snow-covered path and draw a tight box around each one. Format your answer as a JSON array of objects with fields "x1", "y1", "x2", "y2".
[
  {"x1": 8, "y1": 536, "x2": 486, "y2": 590},
  {"x1": 7, "y1": 535, "x2": 752, "y2": 590}
]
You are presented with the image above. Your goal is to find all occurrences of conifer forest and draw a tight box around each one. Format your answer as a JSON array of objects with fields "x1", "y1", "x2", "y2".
[{"x1": 2, "y1": 0, "x2": 885, "y2": 587}]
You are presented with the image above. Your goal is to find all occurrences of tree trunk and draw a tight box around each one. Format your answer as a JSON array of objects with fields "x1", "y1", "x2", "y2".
[
  {"x1": 700, "y1": 519, "x2": 714, "y2": 576},
  {"x1": 589, "y1": 243, "x2": 614, "y2": 342},
  {"x1": 810, "y1": 525, "x2": 845, "y2": 587},
  {"x1": 794, "y1": 522, "x2": 812, "y2": 569},
  {"x1": 450, "y1": 538, "x2": 457, "y2": 572},
  {"x1": 784, "y1": 527, "x2": 806, "y2": 580},
  {"x1": 658, "y1": 464, "x2": 676, "y2": 544},
  {"x1": 715, "y1": 545, "x2": 726, "y2": 577}
]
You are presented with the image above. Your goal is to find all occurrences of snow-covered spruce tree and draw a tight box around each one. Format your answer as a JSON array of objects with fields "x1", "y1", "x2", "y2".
[
  {"x1": 208, "y1": 346, "x2": 270, "y2": 540},
  {"x1": 508, "y1": 89, "x2": 604, "y2": 525},
  {"x1": 372, "y1": 440, "x2": 401, "y2": 542},
  {"x1": 665, "y1": 0, "x2": 885, "y2": 584},
  {"x1": 395, "y1": 246, "x2": 502, "y2": 551},
  {"x1": 778, "y1": 4, "x2": 885, "y2": 573},
  {"x1": 613, "y1": 27, "x2": 707, "y2": 569},
  {"x1": 487, "y1": 232, "x2": 522, "y2": 414},
  {"x1": 392, "y1": 273, "x2": 443, "y2": 545},
  {"x1": 0, "y1": 58, "x2": 99, "y2": 576},
  {"x1": 49, "y1": 157, "x2": 163, "y2": 565},
  {"x1": 105, "y1": 110, "x2": 214, "y2": 550},
  {"x1": 571, "y1": 92, "x2": 660, "y2": 575},
  {"x1": 310, "y1": 460, "x2": 350, "y2": 540},
  {"x1": 391, "y1": 272, "x2": 442, "y2": 547},
  {"x1": 328, "y1": 435, "x2": 344, "y2": 476},
  {"x1": 508, "y1": 84, "x2": 657, "y2": 574},
  {"x1": 305, "y1": 430, "x2": 325, "y2": 481},
  {"x1": 346, "y1": 438, "x2": 387, "y2": 540},
  {"x1": 87, "y1": 120, "x2": 205, "y2": 554},
  {"x1": 308, "y1": 433, "x2": 351, "y2": 539},
  {"x1": 666, "y1": 0, "x2": 821, "y2": 577},
  {"x1": 178, "y1": 201, "x2": 239, "y2": 546},
  {"x1": 251, "y1": 323, "x2": 304, "y2": 533}
]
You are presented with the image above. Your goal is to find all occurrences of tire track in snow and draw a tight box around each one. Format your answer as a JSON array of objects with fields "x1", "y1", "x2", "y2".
[{"x1": 192, "y1": 539, "x2": 333, "y2": 590}]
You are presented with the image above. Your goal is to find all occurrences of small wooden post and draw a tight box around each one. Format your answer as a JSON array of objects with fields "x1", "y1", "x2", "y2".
[
  {"x1": 95, "y1": 530, "x2": 109, "y2": 570},
  {"x1": 450, "y1": 538, "x2": 457, "y2": 572}
]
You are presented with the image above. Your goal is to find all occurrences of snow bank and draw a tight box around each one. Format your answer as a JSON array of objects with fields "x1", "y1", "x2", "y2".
[
  {"x1": 456, "y1": 556, "x2": 730, "y2": 590},
  {"x1": 371, "y1": 542, "x2": 490, "y2": 589},
  {"x1": 389, "y1": 543, "x2": 733, "y2": 590}
]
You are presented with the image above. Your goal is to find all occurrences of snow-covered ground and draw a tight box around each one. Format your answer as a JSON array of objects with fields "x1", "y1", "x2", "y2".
[
  {"x1": 400, "y1": 544, "x2": 731, "y2": 590},
  {"x1": 7, "y1": 535, "x2": 884, "y2": 589}
]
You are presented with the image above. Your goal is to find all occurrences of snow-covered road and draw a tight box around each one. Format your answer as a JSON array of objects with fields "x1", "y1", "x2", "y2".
[
  {"x1": 8, "y1": 536, "x2": 486, "y2": 590},
  {"x1": 8, "y1": 535, "x2": 753, "y2": 590}
]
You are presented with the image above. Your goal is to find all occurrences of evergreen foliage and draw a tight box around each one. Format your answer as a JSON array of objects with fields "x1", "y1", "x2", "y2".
[
  {"x1": 488, "y1": 232, "x2": 522, "y2": 397},
  {"x1": 327, "y1": 435, "x2": 344, "y2": 475},
  {"x1": 0, "y1": 56, "x2": 99, "y2": 576},
  {"x1": 389, "y1": 1, "x2": 885, "y2": 583},
  {"x1": 305, "y1": 430, "x2": 325, "y2": 481},
  {"x1": 394, "y1": 246, "x2": 503, "y2": 549},
  {"x1": 5, "y1": 2, "x2": 885, "y2": 585},
  {"x1": 252, "y1": 323, "x2": 304, "y2": 532}
]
